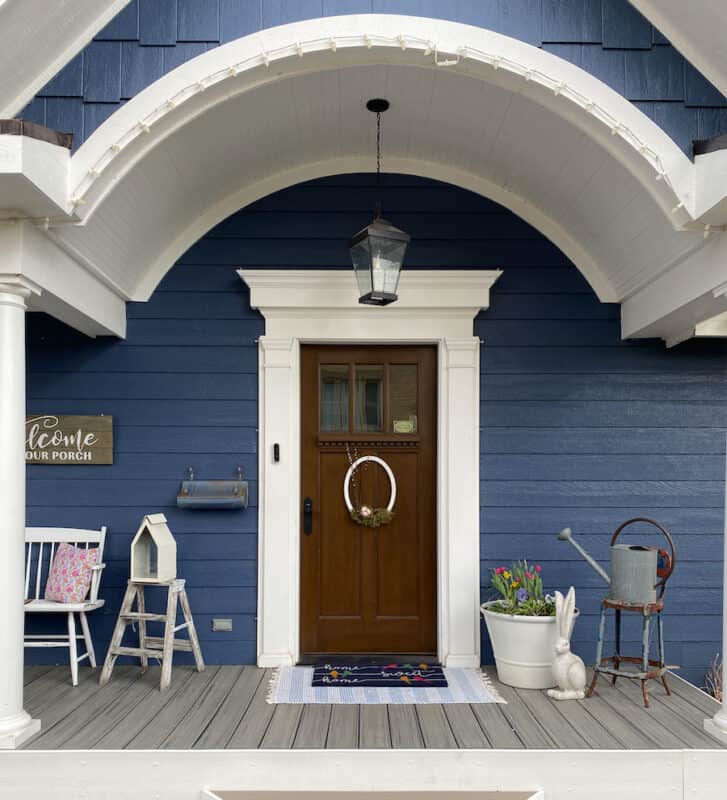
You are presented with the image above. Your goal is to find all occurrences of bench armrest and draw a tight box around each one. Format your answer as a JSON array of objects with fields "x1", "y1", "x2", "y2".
[{"x1": 89, "y1": 562, "x2": 106, "y2": 601}]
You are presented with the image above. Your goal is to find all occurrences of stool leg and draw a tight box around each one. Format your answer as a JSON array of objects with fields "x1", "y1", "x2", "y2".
[
  {"x1": 587, "y1": 605, "x2": 607, "y2": 698},
  {"x1": 658, "y1": 611, "x2": 671, "y2": 695},
  {"x1": 179, "y1": 586, "x2": 205, "y2": 673},
  {"x1": 100, "y1": 582, "x2": 136, "y2": 686},
  {"x1": 611, "y1": 609, "x2": 622, "y2": 687},
  {"x1": 160, "y1": 584, "x2": 178, "y2": 691},
  {"x1": 641, "y1": 613, "x2": 651, "y2": 708},
  {"x1": 137, "y1": 585, "x2": 148, "y2": 673}
]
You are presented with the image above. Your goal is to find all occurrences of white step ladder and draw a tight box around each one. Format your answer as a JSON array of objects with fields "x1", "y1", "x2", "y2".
[{"x1": 100, "y1": 578, "x2": 204, "y2": 691}]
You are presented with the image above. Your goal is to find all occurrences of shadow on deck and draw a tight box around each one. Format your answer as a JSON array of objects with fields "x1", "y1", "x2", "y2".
[{"x1": 21, "y1": 664, "x2": 725, "y2": 751}]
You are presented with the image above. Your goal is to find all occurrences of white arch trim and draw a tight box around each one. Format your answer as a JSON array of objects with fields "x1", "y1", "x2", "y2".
[
  {"x1": 62, "y1": 14, "x2": 702, "y2": 308},
  {"x1": 4, "y1": 14, "x2": 727, "y2": 341}
]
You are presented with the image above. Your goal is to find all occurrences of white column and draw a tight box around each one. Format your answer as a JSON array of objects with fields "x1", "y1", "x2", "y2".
[
  {"x1": 439, "y1": 337, "x2": 481, "y2": 668},
  {"x1": 0, "y1": 276, "x2": 40, "y2": 748},
  {"x1": 256, "y1": 337, "x2": 298, "y2": 667},
  {"x1": 704, "y1": 439, "x2": 727, "y2": 743}
]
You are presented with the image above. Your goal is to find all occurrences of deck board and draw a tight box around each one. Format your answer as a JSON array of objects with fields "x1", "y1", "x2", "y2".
[
  {"x1": 226, "y1": 668, "x2": 275, "y2": 748},
  {"x1": 161, "y1": 666, "x2": 243, "y2": 749},
  {"x1": 94, "y1": 667, "x2": 199, "y2": 749},
  {"x1": 20, "y1": 666, "x2": 725, "y2": 752},
  {"x1": 294, "y1": 704, "x2": 332, "y2": 748},
  {"x1": 416, "y1": 704, "x2": 458, "y2": 748},
  {"x1": 443, "y1": 703, "x2": 492, "y2": 748},
  {"x1": 125, "y1": 666, "x2": 219, "y2": 749},
  {"x1": 358, "y1": 705, "x2": 391, "y2": 748},
  {"x1": 327, "y1": 704, "x2": 359, "y2": 748},
  {"x1": 195, "y1": 666, "x2": 265, "y2": 749},
  {"x1": 388, "y1": 704, "x2": 423, "y2": 748}
]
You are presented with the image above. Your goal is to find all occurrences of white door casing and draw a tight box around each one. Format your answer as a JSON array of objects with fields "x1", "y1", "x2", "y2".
[{"x1": 238, "y1": 269, "x2": 501, "y2": 667}]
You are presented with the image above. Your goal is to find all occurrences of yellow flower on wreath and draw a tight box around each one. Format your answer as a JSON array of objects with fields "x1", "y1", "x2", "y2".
[{"x1": 503, "y1": 570, "x2": 511, "y2": 579}]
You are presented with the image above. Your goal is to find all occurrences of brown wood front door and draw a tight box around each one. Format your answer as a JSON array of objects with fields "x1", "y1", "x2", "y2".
[{"x1": 300, "y1": 345, "x2": 437, "y2": 657}]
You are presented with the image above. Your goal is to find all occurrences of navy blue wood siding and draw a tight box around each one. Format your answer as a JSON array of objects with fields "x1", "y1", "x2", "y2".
[
  {"x1": 26, "y1": 174, "x2": 726, "y2": 685},
  {"x1": 20, "y1": 0, "x2": 727, "y2": 155}
]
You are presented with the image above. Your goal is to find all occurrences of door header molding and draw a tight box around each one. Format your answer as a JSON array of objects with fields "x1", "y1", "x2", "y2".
[
  {"x1": 239, "y1": 269, "x2": 502, "y2": 340},
  {"x1": 239, "y1": 268, "x2": 494, "y2": 668}
]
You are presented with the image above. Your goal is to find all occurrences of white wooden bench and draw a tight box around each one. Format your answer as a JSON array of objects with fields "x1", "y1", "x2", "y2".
[{"x1": 24, "y1": 527, "x2": 107, "y2": 686}]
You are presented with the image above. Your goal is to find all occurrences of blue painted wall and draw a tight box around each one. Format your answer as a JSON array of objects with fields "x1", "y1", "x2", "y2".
[
  {"x1": 18, "y1": 0, "x2": 727, "y2": 155},
  {"x1": 26, "y1": 173, "x2": 726, "y2": 685}
]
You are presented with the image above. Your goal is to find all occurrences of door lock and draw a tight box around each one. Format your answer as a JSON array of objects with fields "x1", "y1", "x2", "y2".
[{"x1": 303, "y1": 497, "x2": 313, "y2": 535}]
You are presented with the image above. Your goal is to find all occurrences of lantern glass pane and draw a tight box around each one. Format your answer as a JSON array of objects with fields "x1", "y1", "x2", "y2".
[
  {"x1": 350, "y1": 238, "x2": 373, "y2": 296},
  {"x1": 369, "y1": 234, "x2": 406, "y2": 295}
]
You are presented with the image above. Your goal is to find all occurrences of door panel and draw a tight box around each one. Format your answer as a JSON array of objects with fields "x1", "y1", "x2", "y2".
[{"x1": 300, "y1": 345, "x2": 437, "y2": 656}]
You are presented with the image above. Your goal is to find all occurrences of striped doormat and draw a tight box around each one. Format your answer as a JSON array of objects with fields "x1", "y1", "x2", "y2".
[{"x1": 267, "y1": 666, "x2": 506, "y2": 704}]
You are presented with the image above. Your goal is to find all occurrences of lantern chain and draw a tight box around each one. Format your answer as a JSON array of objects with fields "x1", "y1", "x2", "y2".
[{"x1": 375, "y1": 109, "x2": 382, "y2": 218}]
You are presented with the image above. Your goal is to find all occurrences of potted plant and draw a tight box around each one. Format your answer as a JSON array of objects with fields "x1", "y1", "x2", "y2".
[{"x1": 480, "y1": 561, "x2": 578, "y2": 690}]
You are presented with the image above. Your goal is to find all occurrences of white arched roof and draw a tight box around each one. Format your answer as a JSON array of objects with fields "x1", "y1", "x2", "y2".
[{"x1": 3, "y1": 15, "x2": 727, "y2": 342}]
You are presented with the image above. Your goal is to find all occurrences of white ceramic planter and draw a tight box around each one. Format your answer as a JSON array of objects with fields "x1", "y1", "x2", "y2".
[{"x1": 481, "y1": 600, "x2": 579, "y2": 690}]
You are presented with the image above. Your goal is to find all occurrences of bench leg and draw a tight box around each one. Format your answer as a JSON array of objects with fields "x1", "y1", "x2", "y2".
[
  {"x1": 79, "y1": 611, "x2": 96, "y2": 668},
  {"x1": 67, "y1": 612, "x2": 79, "y2": 686}
]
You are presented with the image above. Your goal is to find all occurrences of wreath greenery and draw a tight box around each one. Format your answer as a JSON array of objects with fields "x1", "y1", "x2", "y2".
[{"x1": 349, "y1": 506, "x2": 394, "y2": 528}]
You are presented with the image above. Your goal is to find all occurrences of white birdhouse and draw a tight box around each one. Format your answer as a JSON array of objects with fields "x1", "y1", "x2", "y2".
[{"x1": 130, "y1": 513, "x2": 177, "y2": 583}]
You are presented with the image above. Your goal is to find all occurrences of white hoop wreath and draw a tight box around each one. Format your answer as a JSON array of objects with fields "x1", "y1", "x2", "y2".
[{"x1": 343, "y1": 455, "x2": 397, "y2": 527}]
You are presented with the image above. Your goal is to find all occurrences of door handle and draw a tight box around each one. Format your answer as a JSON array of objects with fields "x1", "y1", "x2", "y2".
[{"x1": 303, "y1": 497, "x2": 313, "y2": 535}]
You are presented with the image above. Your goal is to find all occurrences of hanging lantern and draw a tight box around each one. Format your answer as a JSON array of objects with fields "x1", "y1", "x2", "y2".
[{"x1": 349, "y1": 99, "x2": 410, "y2": 306}]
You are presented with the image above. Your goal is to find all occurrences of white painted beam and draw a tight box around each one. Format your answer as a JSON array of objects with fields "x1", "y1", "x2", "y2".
[
  {"x1": 0, "y1": 135, "x2": 71, "y2": 219},
  {"x1": 0, "y1": 222, "x2": 127, "y2": 338},
  {"x1": 621, "y1": 233, "x2": 727, "y2": 342},
  {"x1": 629, "y1": 1, "x2": 727, "y2": 98},
  {"x1": 0, "y1": 0, "x2": 132, "y2": 119}
]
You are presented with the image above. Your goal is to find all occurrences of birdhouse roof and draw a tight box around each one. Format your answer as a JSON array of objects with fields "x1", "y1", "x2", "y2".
[{"x1": 131, "y1": 512, "x2": 175, "y2": 544}]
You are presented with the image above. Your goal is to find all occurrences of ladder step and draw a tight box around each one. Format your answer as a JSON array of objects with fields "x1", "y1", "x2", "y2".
[
  {"x1": 109, "y1": 646, "x2": 163, "y2": 658},
  {"x1": 144, "y1": 636, "x2": 194, "y2": 652},
  {"x1": 119, "y1": 612, "x2": 168, "y2": 621}
]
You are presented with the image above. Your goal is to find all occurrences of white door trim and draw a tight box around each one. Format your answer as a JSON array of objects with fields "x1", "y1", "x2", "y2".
[{"x1": 238, "y1": 269, "x2": 501, "y2": 667}]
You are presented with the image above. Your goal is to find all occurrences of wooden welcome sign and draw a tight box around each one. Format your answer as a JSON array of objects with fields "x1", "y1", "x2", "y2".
[{"x1": 25, "y1": 415, "x2": 113, "y2": 464}]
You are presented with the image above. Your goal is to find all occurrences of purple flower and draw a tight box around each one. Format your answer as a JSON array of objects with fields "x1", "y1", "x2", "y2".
[{"x1": 516, "y1": 588, "x2": 528, "y2": 603}]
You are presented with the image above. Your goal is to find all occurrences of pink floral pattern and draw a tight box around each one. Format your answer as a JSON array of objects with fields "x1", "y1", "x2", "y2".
[{"x1": 44, "y1": 543, "x2": 98, "y2": 603}]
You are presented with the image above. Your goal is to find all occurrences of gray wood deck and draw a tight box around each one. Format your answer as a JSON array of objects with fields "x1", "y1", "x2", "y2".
[{"x1": 21, "y1": 665, "x2": 725, "y2": 751}]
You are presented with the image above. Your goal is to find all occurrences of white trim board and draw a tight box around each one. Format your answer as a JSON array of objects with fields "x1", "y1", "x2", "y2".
[
  {"x1": 1, "y1": 748, "x2": 724, "y2": 800},
  {"x1": 238, "y1": 269, "x2": 501, "y2": 668}
]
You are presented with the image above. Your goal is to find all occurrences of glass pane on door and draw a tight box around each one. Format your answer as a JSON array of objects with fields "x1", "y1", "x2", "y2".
[
  {"x1": 354, "y1": 365, "x2": 384, "y2": 432},
  {"x1": 320, "y1": 365, "x2": 349, "y2": 432},
  {"x1": 390, "y1": 364, "x2": 418, "y2": 433}
]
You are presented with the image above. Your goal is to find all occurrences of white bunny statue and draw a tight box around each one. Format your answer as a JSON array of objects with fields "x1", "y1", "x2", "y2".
[{"x1": 547, "y1": 587, "x2": 587, "y2": 700}]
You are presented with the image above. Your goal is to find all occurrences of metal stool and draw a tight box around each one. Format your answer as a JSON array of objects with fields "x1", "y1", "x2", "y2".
[{"x1": 586, "y1": 518, "x2": 676, "y2": 708}]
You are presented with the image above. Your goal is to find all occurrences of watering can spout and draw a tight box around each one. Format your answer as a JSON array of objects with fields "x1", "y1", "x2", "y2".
[{"x1": 556, "y1": 527, "x2": 611, "y2": 584}]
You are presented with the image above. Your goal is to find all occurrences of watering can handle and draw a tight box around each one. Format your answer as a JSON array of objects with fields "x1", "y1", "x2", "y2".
[{"x1": 610, "y1": 517, "x2": 676, "y2": 591}]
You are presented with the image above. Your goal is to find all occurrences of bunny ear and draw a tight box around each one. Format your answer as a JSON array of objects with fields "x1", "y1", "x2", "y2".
[
  {"x1": 563, "y1": 587, "x2": 576, "y2": 633},
  {"x1": 554, "y1": 590, "x2": 563, "y2": 619}
]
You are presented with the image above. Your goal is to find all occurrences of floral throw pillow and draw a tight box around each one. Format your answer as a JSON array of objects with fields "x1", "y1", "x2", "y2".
[{"x1": 44, "y1": 543, "x2": 98, "y2": 603}]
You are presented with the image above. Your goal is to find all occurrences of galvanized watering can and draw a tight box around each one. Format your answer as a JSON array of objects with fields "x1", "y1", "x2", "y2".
[{"x1": 558, "y1": 517, "x2": 675, "y2": 605}]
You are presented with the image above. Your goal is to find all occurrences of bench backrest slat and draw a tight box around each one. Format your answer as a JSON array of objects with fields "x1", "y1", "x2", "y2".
[{"x1": 24, "y1": 527, "x2": 107, "y2": 602}]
